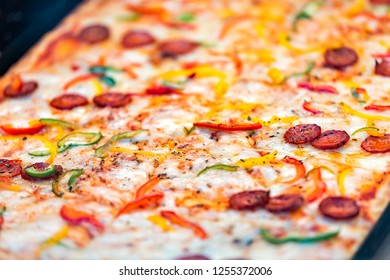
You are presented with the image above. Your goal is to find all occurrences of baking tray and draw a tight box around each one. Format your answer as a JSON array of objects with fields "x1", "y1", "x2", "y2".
[{"x1": 0, "y1": 0, "x2": 389, "y2": 260}]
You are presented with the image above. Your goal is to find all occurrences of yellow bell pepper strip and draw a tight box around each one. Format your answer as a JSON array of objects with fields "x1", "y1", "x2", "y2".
[
  {"x1": 194, "y1": 122, "x2": 262, "y2": 131},
  {"x1": 292, "y1": 1, "x2": 323, "y2": 30},
  {"x1": 109, "y1": 147, "x2": 167, "y2": 162},
  {"x1": 160, "y1": 210, "x2": 207, "y2": 239},
  {"x1": 57, "y1": 132, "x2": 103, "y2": 153},
  {"x1": 281, "y1": 156, "x2": 306, "y2": 184},
  {"x1": 346, "y1": 0, "x2": 366, "y2": 17},
  {"x1": 52, "y1": 169, "x2": 84, "y2": 197},
  {"x1": 339, "y1": 102, "x2": 390, "y2": 121},
  {"x1": 235, "y1": 150, "x2": 278, "y2": 168},
  {"x1": 258, "y1": 116, "x2": 299, "y2": 127},
  {"x1": 267, "y1": 68, "x2": 285, "y2": 85},
  {"x1": 214, "y1": 79, "x2": 229, "y2": 98},
  {"x1": 39, "y1": 118, "x2": 76, "y2": 129},
  {"x1": 135, "y1": 177, "x2": 161, "y2": 198},
  {"x1": 260, "y1": 228, "x2": 339, "y2": 244},
  {"x1": 35, "y1": 226, "x2": 69, "y2": 257},
  {"x1": 95, "y1": 130, "x2": 145, "y2": 158},
  {"x1": 197, "y1": 164, "x2": 238, "y2": 177},
  {"x1": 0, "y1": 176, "x2": 21, "y2": 192},
  {"x1": 351, "y1": 87, "x2": 369, "y2": 103},
  {"x1": 60, "y1": 205, "x2": 104, "y2": 232},
  {"x1": 116, "y1": 193, "x2": 164, "y2": 218},
  {"x1": 337, "y1": 168, "x2": 353, "y2": 195},
  {"x1": 351, "y1": 127, "x2": 381, "y2": 137},
  {"x1": 147, "y1": 215, "x2": 175, "y2": 232},
  {"x1": 364, "y1": 104, "x2": 390, "y2": 111},
  {"x1": 306, "y1": 166, "x2": 335, "y2": 177}
]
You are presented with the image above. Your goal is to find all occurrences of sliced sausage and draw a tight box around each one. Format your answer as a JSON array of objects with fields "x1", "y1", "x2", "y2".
[
  {"x1": 158, "y1": 39, "x2": 199, "y2": 58},
  {"x1": 0, "y1": 159, "x2": 21, "y2": 177},
  {"x1": 361, "y1": 134, "x2": 390, "y2": 153},
  {"x1": 3, "y1": 81, "x2": 38, "y2": 98},
  {"x1": 284, "y1": 124, "x2": 321, "y2": 145},
  {"x1": 324, "y1": 47, "x2": 358, "y2": 69},
  {"x1": 319, "y1": 196, "x2": 359, "y2": 219},
  {"x1": 93, "y1": 93, "x2": 132, "y2": 108},
  {"x1": 229, "y1": 190, "x2": 270, "y2": 210},
  {"x1": 50, "y1": 94, "x2": 89, "y2": 110},
  {"x1": 264, "y1": 194, "x2": 304, "y2": 213},
  {"x1": 375, "y1": 60, "x2": 390, "y2": 77},
  {"x1": 21, "y1": 162, "x2": 63, "y2": 182},
  {"x1": 78, "y1": 24, "x2": 110, "y2": 44},
  {"x1": 121, "y1": 30, "x2": 155, "y2": 49},
  {"x1": 176, "y1": 255, "x2": 210, "y2": 260},
  {"x1": 310, "y1": 130, "x2": 350, "y2": 150}
]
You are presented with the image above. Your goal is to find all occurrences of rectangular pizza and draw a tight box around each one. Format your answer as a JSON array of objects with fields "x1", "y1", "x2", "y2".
[{"x1": 0, "y1": 0, "x2": 389, "y2": 260}]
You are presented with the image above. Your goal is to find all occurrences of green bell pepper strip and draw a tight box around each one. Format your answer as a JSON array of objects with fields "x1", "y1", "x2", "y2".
[
  {"x1": 89, "y1": 66, "x2": 121, "y2": 74},
  {"x1": 286, "y1": 61, "x2": 315, "y2": 79},
  {"x1": 292, "y1": 1, "x2": 323, "y2": 31},
  {"x1": 28, "y1": 149, "x2": 51, "y2": 157},
  {"x1": 183, "y1": 126, "x2": 196, "y2": 135},
  {"x1": 116, "y1": 13, "x2": 140, "y2": 22},
  {"x1": 260, "y1": 228, "x2": 339, "y2": 244},
  {"x1": 0, "y1": 206, "x2": 5, "y2": 215},
  {"x1": 25, "y1": 165, "x2": 58, "y2": 178},
  {"x1": 95, "y1": 130, "x2": 146, "y2": 158},
  {"x1": 197, "y1": 164, "x2": 239, "y2": 177},
  {"x1": 98, "y1": 75, "x2": 116, "y2": 87},
  {"x1": 57, "y1": 132, "x2": 102, "y2": 153},
  {"x1": 176, "y1": 12, "x2": 195, "y2": 23},
  {"x1": 39, "y1": 118, "x2": 77, "y2": 129},
  {"x1": 52, "y1": 169, "x2": 84, "y2": 197}
]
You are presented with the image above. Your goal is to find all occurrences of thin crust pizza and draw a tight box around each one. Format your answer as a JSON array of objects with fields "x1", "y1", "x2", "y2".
[{"x1": 0, "y1": 0, "x2": 390, "y2": 259}]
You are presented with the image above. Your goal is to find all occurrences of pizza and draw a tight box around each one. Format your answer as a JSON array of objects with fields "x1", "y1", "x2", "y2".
[{"x1": 0, "y1": 0, "x2": 389, "y2": 260}]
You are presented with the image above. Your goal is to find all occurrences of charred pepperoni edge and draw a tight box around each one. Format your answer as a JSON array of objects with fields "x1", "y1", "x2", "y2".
[
  {"x1": 121, "y1": 30, "x2": 156, "y2": 49},
  {"x1": 229, "y1": 190, "x2": 270, "y2": 210},
  {"x1": 319, "y1": 196, "x2": 360, "y2": 219},
  {"x1": 176, "y1": 255, "x2": 210, "y2": 260},
  {"x1": 375, "y1": 60, "x2": 390, "y2": 77},
  {"x1": 3, "y1": 81, "x2": 38, "y2": 98},
  {"x1": 324, "y1": 47, "x2": 358, "y2": 69},
  {"x1": 0, "y1": 159, "x2": 22, "y2": 177},
  {"x1": 93, "y1": 93, "x2": 132, "y2": 108},
  {"x1": 49, "y1": 94, "x2": 89, "y2": 110},
  {"x1": 21, "y1": 163, "x2": 63, "y2": 182},
  {"x1": 78, "y1": 24, "x2": 110, "y2": 44},
  {"x1": 264, "y1": 194, "x2": 304, "y2": 213},
  {"x1": 157, "y1": 40, "x2": 199, "y2": 58},
  {"x1": 310, "y1": 130, "x2": 350, "y2": 150},
  {"x1": 284, "y1": 124, "x2": 322, "y2": 145},
  {"x1": 361, "y1": 134, "x2": 390, "y2": 153}
]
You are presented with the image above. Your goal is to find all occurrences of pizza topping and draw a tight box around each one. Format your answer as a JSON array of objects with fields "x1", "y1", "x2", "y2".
[
  {"x1": 324, "y1": 47, "x2": 358, "y2": 69},
  {"x1": 229, "y1": 190, "x2": 270, "y2": 210},
  {"x1": 264, "y1": 194, "x2": 304, "y2": 213},
  {"x1": 310, "y1": 130, "x2": 350, "y2": 150},
  {"x1": 121, "y1": 30, "x2": 156, "y2": 49},
  {"x1": 3, "y1": 77, "x2": 38, "y2": 98},
  {"x1": 49, "y1": 94, "x2": 89, "y2": 110},
  {"x1": 319, "y1": 196, "x2": 360, "y2": 219},
  {"x1": 60, "y1": 205, "x2": 104, "y2": 231},
  {"x1": 0, "y1": 159, "x2": 22, "y2": 178},
  {"x1": 281, "y1": 156, "x2": 306, "y2": 184},
  {"x1": 160, "y1": 210, "x2": 207, "y2": 239},
  {"x1": 193, "y1": 122, "x2": 262, "y2": 131},
  {"x1": 197, "y1": 164, "x2": 238, "y2": 176},
  {"x1": 351, "y1": 126, "x2": 382, "y2": 137},
  {"x1": 302, "y1": 101, "x2": 323, "y2": 115},
  {"x1": 374, "y1": 60, "x2": 390, "y2": 77},
  {"x1": 57, "y1": 131, "x2": 103, "y2": 153},
  {"x1": 63, "y1": 74, "x2": 101, "y2": 90},
  {"x1": 298, "y1": 82, "x2": 339, "y2": 94},
  {"x1": 39, "y1": 118, "x2": 77, "y2": 129},
  {"x1": 145, "y1": 85, "x2": 181, "y2": 95},
  {"x1": 284, "y1": 124, "x2": 321, "y2": 145},
  {"x1": 93, "y1": 93, "x2": 132, "y2": 108},
  {"x1": 135, "y1": 177, "x2": 161, "y2": 198},
  {"x1": 21, "y1": 162, "x2": 62, "y2": 181},
  {"x1": 292, "y1": 2, "x2": 322, "y2": 30},
  {"x1": 306, "y1": 168, "x2": 328, "y2": 203},
  {"x1": 157, "y1": 39, "x2": 199, "y2": 58},
  {"x1": 52, "y1": 169, "x2": 84, "y2": 197},
  {"x1": 340, "y1": 102, "x2": 390, "y2": 121},
  {"x1": 364, "y1": 104, "x2": 390, "y2": 111},
  {"x1": 286, "y1": 61, "x2": 315, "y2": 79},
  {"x1": 0, "y1": 123, "x2": 45, "y2": 135},
  {"x1": 361, "y1": 134, "x2": 390, "y2": 153},
  {"x1": 260, "y1": 228, "x2": 339, "y2": 244},
  {"x1": 116, "y1": 193, "x2": 164, "y2": 217},
  {"x1": 95, "y1": 130, "x2": 145, "y2": 158},
  {"x1": 0, "y1": 206, "x2": 5, "y2": 231},
  {"x1": 235, "y1": 150, "x2": 278, "y2": 168},
  {"x1": 78, "y1": 24, "x2": 110, "y2": 44}
]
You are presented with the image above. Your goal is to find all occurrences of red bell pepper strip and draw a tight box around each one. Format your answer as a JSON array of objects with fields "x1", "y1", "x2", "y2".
[
  {"x1": 298, "y1": 82, "x2": 339, "y2": 94},
  {"x1": 193, "y1": 122, "x2": 262, "y2": 131},
  {"x1": 63, "y1": 74, "x2": 101, "y2": 90},
  {"x1": 0, "y1": 124, "x2": 45, "y2": 135},
  {"x1": 116, "y1": 193, "x2": 164, "y2": 217},
  {"x1": 135, "y1": 177, "x2": 160, "y2": 198},
  {"x1": 160, "y1": 210, "x2": 208, "y2": 239},
  {"x1": 281, "y1": 156, "x2": 306, "y2": 184},
  {"x1": 0, "y1": 205, "x2": 5, "y2": 231},
  {"x1": 145, "y1": 85, "x2": 182, "y2": 95},
  {"x1": 60, "y1": 205, "x2": 104, "y2": 232},
  {"x1": 364, "y1": 104, "x2": 390, "y2": 111},
  {"x1": 306, "y1": 168, "x2": 327, "y2": 203},
  {"x1": 372, "y1": 53, "x2": 390, "y2": 59},
  {"x1": 302, "y1": 101, "x2": 322, "y2": 114}
]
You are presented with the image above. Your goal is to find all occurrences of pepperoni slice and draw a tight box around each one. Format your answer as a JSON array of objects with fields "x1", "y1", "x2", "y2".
[
  {"x1": 78, "y1": 24, "x2": 110, "y2": 44},
  {"x1": 121, "y1": 30, "x2": 156, "y2": 49},
  {"x1": 20, "y1": 162, "x2": 63, "y2": 182},
  {"x1": 93, "y1": 93, "x2": 132, "y2": 108},
  {"x1": 284, "y1": 124, "x2": 321, "y2": 145},
  {"x1": 310, "y1": 130, "x2": 350, "y2": 150},
  {"x1": 158, "y1": 39, "x2": 199, "y2": 58},
  {"x1": 229, "y1": 190, "x2": 270, "y2": 210},
  {"x1": 3, "y1": 81, "x2": 38, "y2": 98},
  {"x1": 324, "y1": 47, "x2": 358, "y2": 69},
  {"x1": 0, "y1": 159, "x2": 21, "y2": 177},
  {"x1": 361, "y1": 134, "x2": 390, "y2": 153},
  {"x1": 176, "y1": 255, "x2": 210, "y2": 260},
  {"x1": 264, "y1": 194, "x2": 304, "y2": 213},
  {"x1": 50, "y1": 94, "x2": 89, "y2": 110},
  {"x1": 319, "y1": 196, "x2": 359, "y2": 219},
  {"x1": 375, "y1": 60, "x2": 390, "y2": 77}
]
